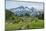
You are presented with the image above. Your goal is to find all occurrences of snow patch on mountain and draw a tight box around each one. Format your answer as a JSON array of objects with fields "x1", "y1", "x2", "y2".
[{"x1": 10, "y1": 6, "x2": 43, "y2": 16}]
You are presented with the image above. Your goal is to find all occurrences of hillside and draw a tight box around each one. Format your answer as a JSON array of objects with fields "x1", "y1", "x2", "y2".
[
  {"x1": 5, "y1": 16, "x2": 44, "y2": 30},
  {"x1": 5, "y1": 9, "x2": 44, "y2": 30},
  {"x1": 10, "y1": 6, "x2": 40, "y2": 16}
]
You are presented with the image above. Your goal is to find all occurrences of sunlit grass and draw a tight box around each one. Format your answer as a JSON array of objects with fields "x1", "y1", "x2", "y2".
[{"x1": 5, "y1": 16, "x2": 44, "y2": 31}]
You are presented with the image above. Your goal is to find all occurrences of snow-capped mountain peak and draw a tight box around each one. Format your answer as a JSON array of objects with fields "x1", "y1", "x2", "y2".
[{"x1": 9, "y1": 6, "x2": 43, "y2": 16}]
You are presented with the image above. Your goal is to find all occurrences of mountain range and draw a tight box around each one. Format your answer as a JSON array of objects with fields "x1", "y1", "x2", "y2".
[{"x1": 8, "y1": 6, "x2": 43, "y2": 16}]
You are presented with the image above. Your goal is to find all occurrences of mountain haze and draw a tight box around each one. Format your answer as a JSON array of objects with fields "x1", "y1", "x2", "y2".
[{"x1": 9, "y1": 6, "x2": 43, "y2": 16}]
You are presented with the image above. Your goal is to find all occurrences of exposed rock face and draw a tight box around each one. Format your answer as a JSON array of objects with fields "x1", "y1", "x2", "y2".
[{"x1": 10, "y1": 6, "x2": 43, "y2": 17}]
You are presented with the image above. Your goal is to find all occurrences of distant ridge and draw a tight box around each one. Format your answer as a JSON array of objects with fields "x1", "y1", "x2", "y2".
[{"x1": 10, "y1": 6, "x2": 43, "y2": 16}]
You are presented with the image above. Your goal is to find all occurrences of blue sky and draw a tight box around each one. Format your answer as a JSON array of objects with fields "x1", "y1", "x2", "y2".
[{"x1": 6, "y1": 0, "x2": 43, "y2": 9}]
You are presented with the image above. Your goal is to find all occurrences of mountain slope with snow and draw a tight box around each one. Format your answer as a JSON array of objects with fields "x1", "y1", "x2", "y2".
[{"x1": 9, "y1": 6, "x2": 43, "y2": 16}]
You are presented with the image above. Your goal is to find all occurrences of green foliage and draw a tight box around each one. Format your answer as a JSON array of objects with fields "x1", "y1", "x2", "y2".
[
  {"x1": 38, "y1": 13, "x2": 44, "y2": 20},
  {"x1": 25, "y1": 13, "x2": 30, "y2": 16},
  {"x1": 37, "y1": 11, "x2": 44, "y2": 20},
  {"x1": 5, "y1": 9, "x2": 14, "y2": 20},
  {"x1": 5, "y1": 16, "x2": 44, "y2": 30},
  {"x1": 31, "y1": 20, "x2": 44, "y2": 29},
  {"x1": 5, "y1": 9, "x2": 44, "y2": 31}
]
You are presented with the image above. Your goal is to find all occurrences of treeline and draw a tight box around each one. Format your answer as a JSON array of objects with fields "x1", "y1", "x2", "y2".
[
  {"x1": 5, "y1": 9, "x2": 15, "y2": 20},
  {"x1": 5, "y1": 9, "x2": 44, "y2": 20},
  {"x1": 35, "y1": 11, "x2": 44, "y2": 20}
]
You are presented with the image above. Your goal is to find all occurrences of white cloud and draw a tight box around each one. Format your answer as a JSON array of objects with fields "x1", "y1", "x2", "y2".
[{"x1": 6, "y1": 0, "x2": 43, "y2": 9}]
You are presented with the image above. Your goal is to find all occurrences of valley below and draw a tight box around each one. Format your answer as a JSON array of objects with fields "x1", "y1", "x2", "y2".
[{"x1": 5, "y1": 16, "x2": 44, "y2": 31}]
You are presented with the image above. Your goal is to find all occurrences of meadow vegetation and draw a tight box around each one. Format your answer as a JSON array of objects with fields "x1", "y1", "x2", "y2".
[{"x1": 5, "y1": 9, "x2": 44, "y2": 30}]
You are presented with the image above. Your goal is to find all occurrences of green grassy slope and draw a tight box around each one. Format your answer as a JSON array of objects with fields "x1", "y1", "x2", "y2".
[
  {"x1": 5, "y1": 16, "x2": 44, "y2": 30},
  {"x1": 5, "y1": 9, "x2": 44, "y2": 30}
]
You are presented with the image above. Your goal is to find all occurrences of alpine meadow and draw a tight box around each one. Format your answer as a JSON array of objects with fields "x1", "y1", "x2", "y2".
[{"x1": 5, "y1": 0, "x2": 44, "y2": 31}]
